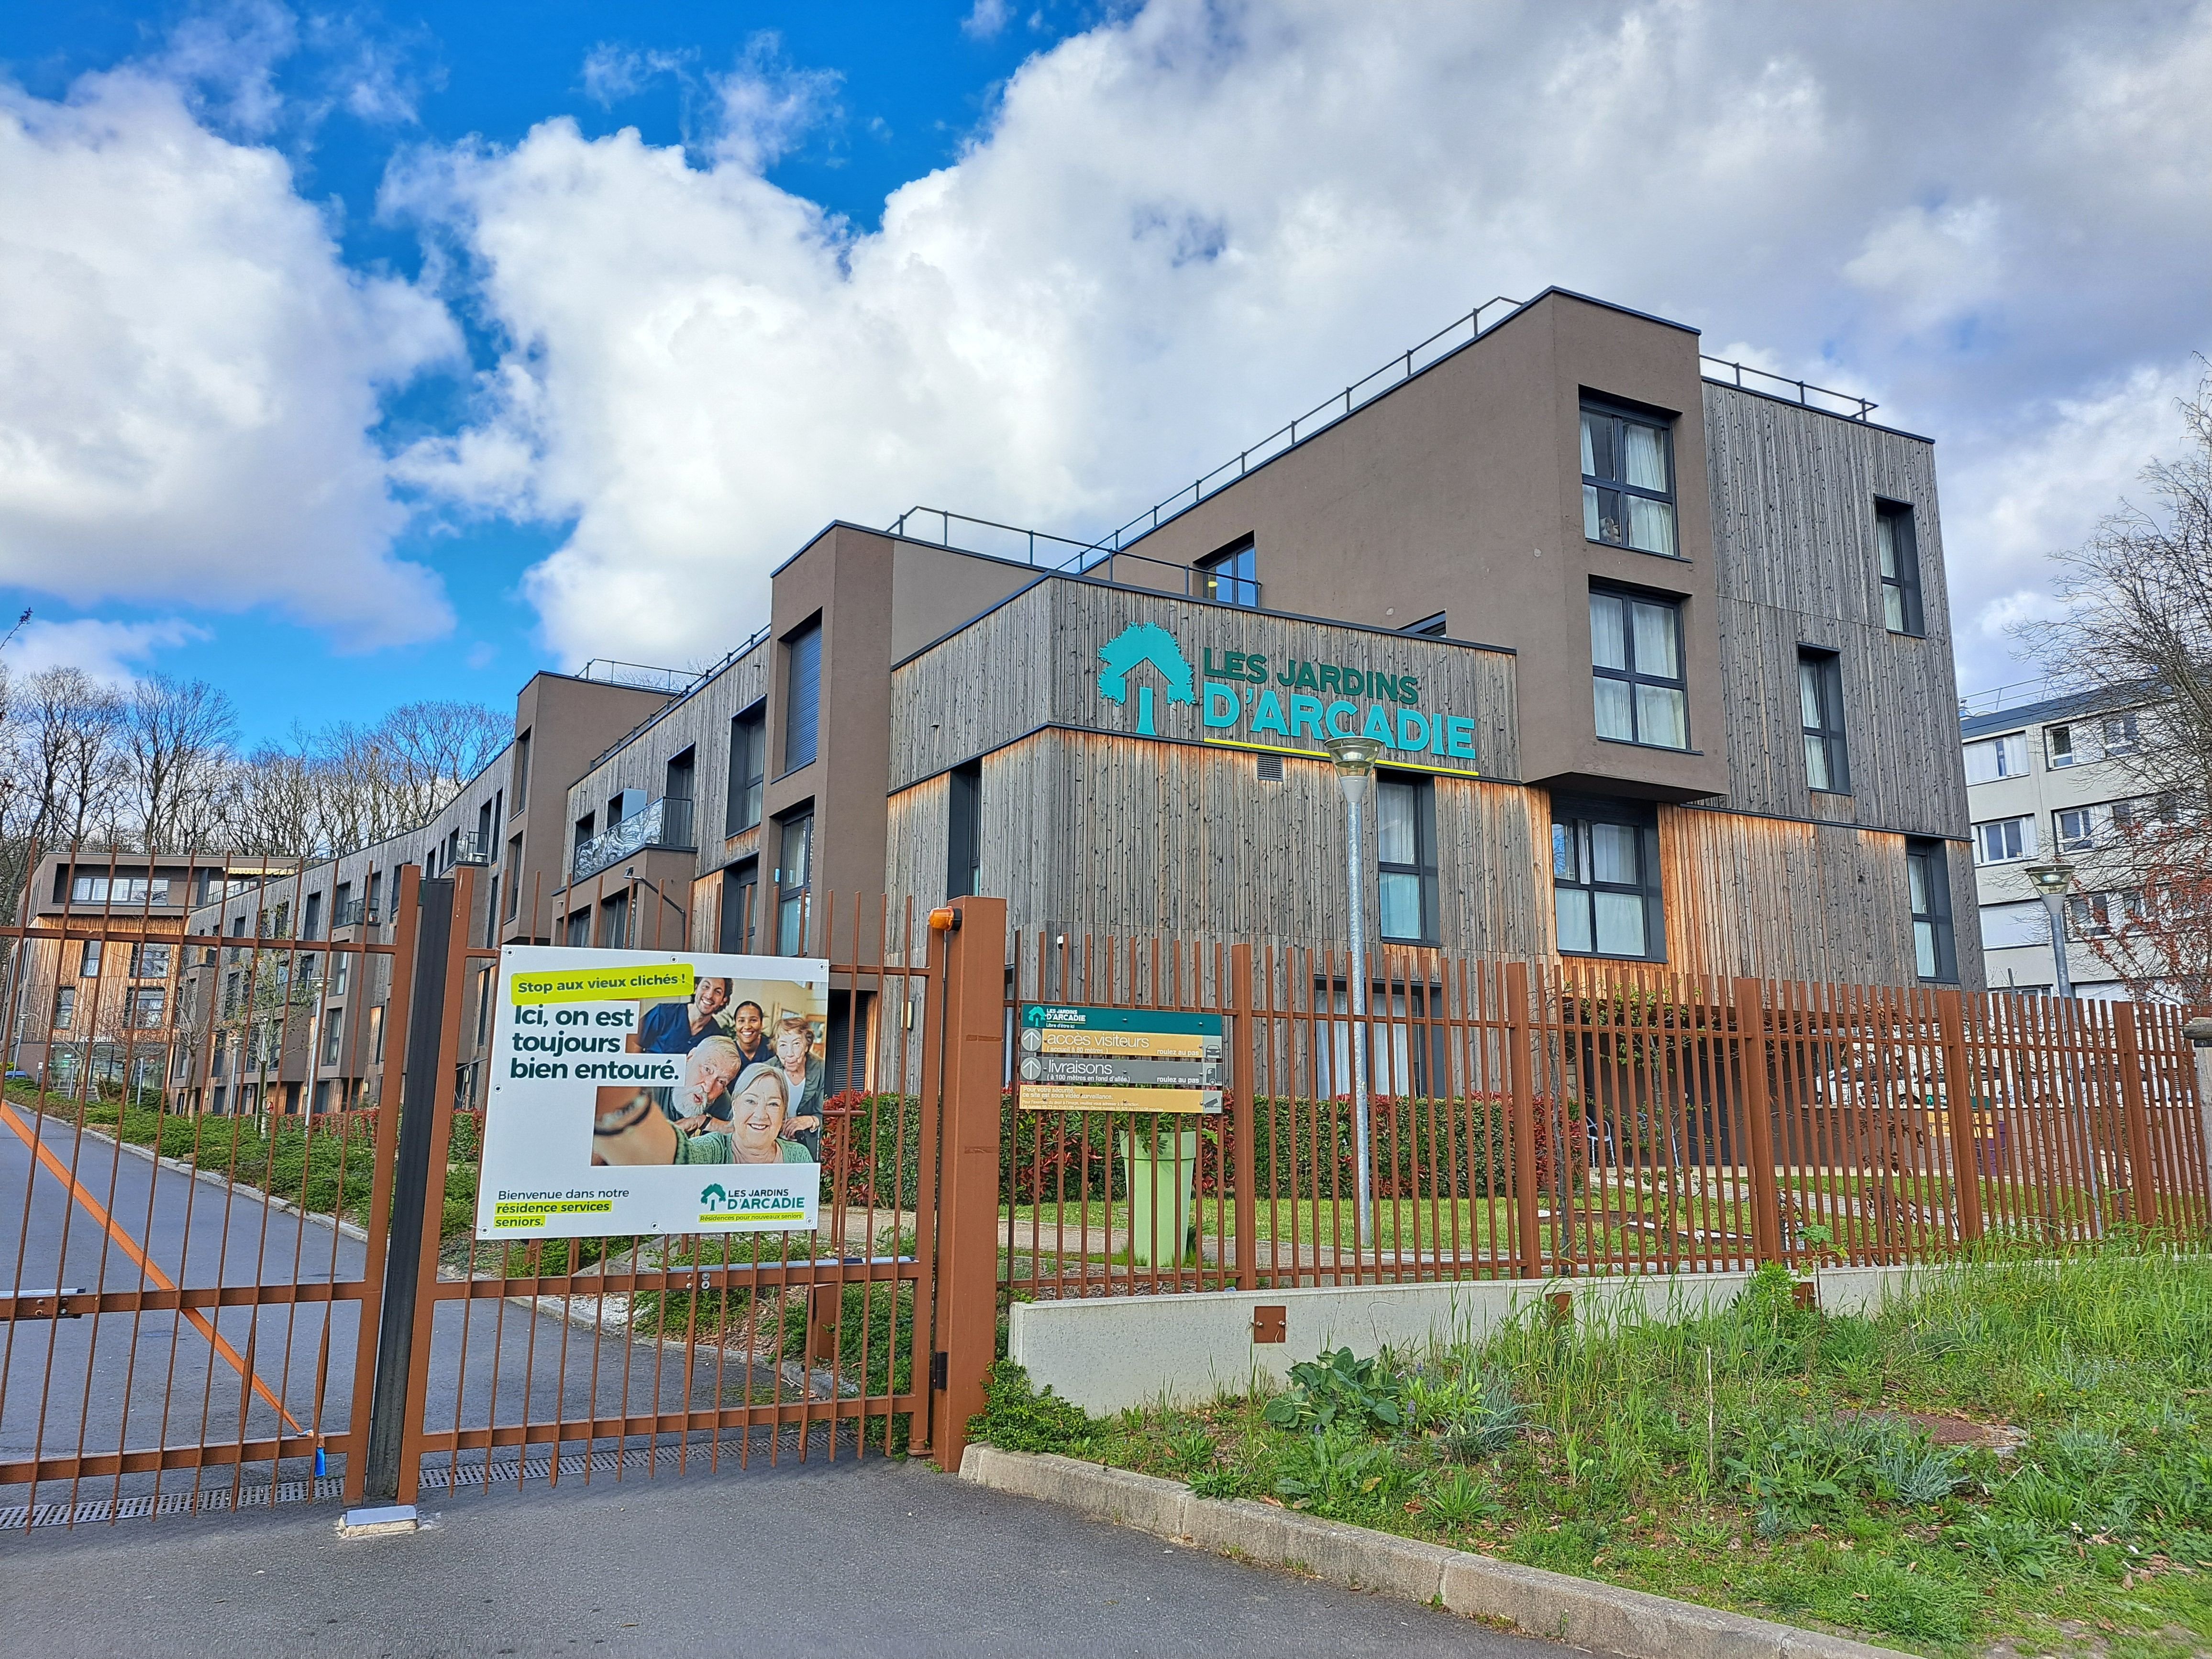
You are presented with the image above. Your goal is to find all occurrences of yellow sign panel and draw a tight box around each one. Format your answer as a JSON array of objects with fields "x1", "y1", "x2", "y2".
[
  {"x1": 1020, "y1": 1085, "x2": 1222, "y2": 1115},
  {"x1": 509, "y1": 963, "x2": 695, "y2": 1005}
]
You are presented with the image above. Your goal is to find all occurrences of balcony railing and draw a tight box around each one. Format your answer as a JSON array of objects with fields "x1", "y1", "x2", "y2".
[
  {"x1": 572, "y1": 796, "x2": 696, "y2": 883},
  {"x1": 334, "y1": 898, "x2": 376, "y2": 929}
]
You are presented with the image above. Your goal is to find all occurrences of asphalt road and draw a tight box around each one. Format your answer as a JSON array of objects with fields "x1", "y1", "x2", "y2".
[
  {"x1": 0, "y1": 1454, "x2": 1580, "y2": 1659},
  {"x1": 2, "y1": 1109, "x2": 823, "y2": 1515}
]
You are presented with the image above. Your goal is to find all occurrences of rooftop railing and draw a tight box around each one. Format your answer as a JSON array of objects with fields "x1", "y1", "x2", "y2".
[
  {"x1": 586, "y1": 623, "x2": 773, "y2": 774},
  {"x1": 1700, "y1": 355, "x2": 1878, "y2": 421}
]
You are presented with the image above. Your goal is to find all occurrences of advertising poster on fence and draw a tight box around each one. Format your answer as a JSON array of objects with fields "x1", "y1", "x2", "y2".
[{"x1": 475, "y1": 945, "x2": 830, "y2": 1240}]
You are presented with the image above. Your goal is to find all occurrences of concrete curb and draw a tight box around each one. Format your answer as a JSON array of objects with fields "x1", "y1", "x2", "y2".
[{"x1": 960, "y1": 1446, "x2": 1911, "y2": 1659}]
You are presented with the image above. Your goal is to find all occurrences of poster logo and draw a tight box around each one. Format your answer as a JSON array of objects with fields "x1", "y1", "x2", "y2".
[
  {"x1": 700, "y1": 1182, "x2": 731, "y2": 1211},
  {"x1": 1096, "y1": 623, "x2": 1195, "y2": 735}
]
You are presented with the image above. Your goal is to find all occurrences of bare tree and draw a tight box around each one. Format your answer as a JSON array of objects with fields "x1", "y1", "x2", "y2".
[
  {"x1": 2015, "y1": 368, "x2": 2212, "y2": 1002},
  {"x1": 123, "y1": 675, "x2": 240, "y2": 854}
]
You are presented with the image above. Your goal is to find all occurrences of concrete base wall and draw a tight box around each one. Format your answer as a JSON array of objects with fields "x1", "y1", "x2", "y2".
[{"x1": 1008, "y1": 1265, "x2": 1922, "y2": 1415}]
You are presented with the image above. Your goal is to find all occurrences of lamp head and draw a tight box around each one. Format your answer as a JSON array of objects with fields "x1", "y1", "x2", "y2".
[
  {"x1": 2023, "y1": 862, "x2": 2075, "y2": 896},
  {"x1": 1322, "y1": 735, "x2": 1385, "y2": 778}
]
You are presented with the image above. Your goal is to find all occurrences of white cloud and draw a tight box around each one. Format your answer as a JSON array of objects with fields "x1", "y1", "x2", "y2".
[
  {"x1": 962, "y1": 0, "x2": 1013, "y2": 42},
  {"x1": 383, "y1": 0, "x2": 2212, "y2": 684},
  {"x1": 0, "y1": 62, "x2": 461, "y2": 648},
  {"x1": 6, "y1": 617, "x2": 209, "y2": 686}
]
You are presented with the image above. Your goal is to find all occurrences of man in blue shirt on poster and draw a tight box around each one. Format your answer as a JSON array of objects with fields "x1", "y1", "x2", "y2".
[{"x1": 639, "y1": 976, "x2": 732, "y2": 1055}]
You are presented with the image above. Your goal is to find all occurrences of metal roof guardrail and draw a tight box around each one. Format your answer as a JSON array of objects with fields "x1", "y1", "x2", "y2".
[
  {"x1": 580, "y1": 658, "x2": 703, "y2": 695},
  {"x1": 1699, "y1": 355, "x2": 1877, "y2": 421},
  {"x1": 586, "y1": 624, "x2": 773, "y2": 773}
]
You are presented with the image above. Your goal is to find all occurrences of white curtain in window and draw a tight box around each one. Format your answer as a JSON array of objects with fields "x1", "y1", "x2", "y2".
[
  {"x1": 1376, "y1": 783, "x2": 1417, "y2": 864},
  {"x1": 1590, "y1": 594, "x2": 1627, "y2": 669},
  {"x1": 1625, "y1": 498, "x2": 1676, "y2": 557},
  {"x1": 1635, "y1": 684, "x2": 1688, "y2": 749},
  {"x1": 1623, "y1": 423, "x2": 1667, "y2": 490},
  {"x1": 1629, "y1": 600, "x2": 1678, "y2": 676}
]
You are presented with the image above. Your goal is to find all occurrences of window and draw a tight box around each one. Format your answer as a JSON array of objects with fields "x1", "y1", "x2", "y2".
[
  {"x1": 1551, "y1": 801, "x2": 1664, "y2": 961},
  {"x1": 2055, "y1": 807, "x2": 2098, "y2": 852},
  {"x1": 1797, "y1": 650, "x2": 1850, "y2": 794},
  {"x1": 573, "y1": 811, "x2": 596, "y2": 868},
  {"x1": 783, "y1": 619, "x2": 823, "y2": 772},
  {"x1": 52, "y1": 987, "x2": 74, "y2": 1030},
  {"x1": 513, "y1": 728, "x2": 531, "y2": 809},
  {"x1": 303, "y1": 892, "x2": 322, "y2": 940},
  {"x1": 129, "y1": 943, "x2": 173, "y2": 980},
  {"x1": 1375, "y1": 774, "x2": 1437, "y2": 944},
  {"x1": 1581, "y1": 403, "x2": 1677, "y2": 556},
  {"x1": 1195, "y1": 536, "x2": 1259, "y2": 608},
  {"x1": 503, "y1": 841, "x2": 523, "y2": 914},
  {"x1": 2101, "y1": 712, "x2": 2140, "y2": 756},
  {"x1": 334, "y1": 881, "x2": 353, "y2": 927},
  {"x1": 1980, "y1": 900, "x2": 2050, "y2": 950},
  {"x1": 2111, "y1": 792, "x2": 2184, "y2": 835},
  {"x1": 368, "y1": 1005, "x2": 386, "y2": 1064},
  {"x1": 1877, "y1": 502, "x2": 1923, "y2": 635},
  {"x1": 2046, "y1": 724, "x2": 2076, "y2": 769},
  {"x1": 366, "y1": 870, "x2": 382, "y2": 923},
  {"x1": 725, "y1": 707, "x2": 765, "y2": 835},
  {"x1": 81, "y1": 939, "x2": 103, "y2": 977},
  {"x1": 776, "y1": 809, "x2": 813, "y2": 955},
  {"x1": 222, "y1": 971, "x2": 240, "y2": 1018},
  {"x1": 1907, "y1": 839, "x2": 1956, "y2": 982},
  {"x1": 946, "y1": 762, "x2": 983, "y2": 899},
  {"x1": 70, "y1": 874, "x2": 172, "y2": 906},
  {"x1": 132, "y1": 988, "x2": 165, "y2": 1028},
  {"x1": 1961, "y1": 732, "x2": 2030, "y2": 783},
  {"x1": 1402, "y1": 612, "x2": 1448, "y2": 637},
  {"x1": 564, "y1": 909, "x2": 590, "y2": 947},
  {"x1": 1590, "y1": 590, "x2": 1688, "y2": 749},
  {"x1": 2067, "y1": 892, "x2": 2116, "y2": 939},
  {"x1": 1973, "y1": 815, "x2": 2037, "y2": 864},
  {"x1": 477, "y1": 799, "x2": 496, "y2": 860},
  {"x1": 332, "y1": 953, "x2": 350, "y2": 997},
  {"x1": 599, "y1": 890, "x2": 630, "y2": 950}
]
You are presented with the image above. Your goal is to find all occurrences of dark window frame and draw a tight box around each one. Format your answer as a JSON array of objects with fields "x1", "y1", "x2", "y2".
[
  {"x1": 719, "y1": 860, "x2": 759, "y2": 954},
  {"x1": 1876, "y1": 500, "x2": 1924, "y2": 637},
  {"x1": 1905, "y1": 838, "x2": 1957, "y2": 984},
  {"x1": 781, "y1": 617, "x2": 824, "y2": 774},
  {"x1": 1550, "y1": 796, "x2": 1666, "y2": 963},
  {"x1": 1580, "y1": 398, "x2": 1680, "y2": 558},
  {"x1": 947, "y1": 761, "x2": 983, "y2": 900},
  {"x1": 1375, "y1": 771, "x2": 1439, "y2": 945},
  {"x1": 1194, "y1": 535, "x2": 1258, "y2": 608},
  {"x1": 775, "y1": 807, "x2": 814, "y2": 956},
  {"x1": 1797, "y1": 648, "x2": 1851, "y2": 795},
  {"x1": 725, "y1": 702, "x2": 766, "y2": 835},
  {"x1": 1589, "y1": 586, "x2": 1690, "y2": 751}
]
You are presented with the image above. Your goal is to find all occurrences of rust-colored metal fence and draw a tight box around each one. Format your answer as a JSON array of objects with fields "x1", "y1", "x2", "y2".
[{"x1": 997, "y1": 934, "x2": 2212, "y2": 1301}]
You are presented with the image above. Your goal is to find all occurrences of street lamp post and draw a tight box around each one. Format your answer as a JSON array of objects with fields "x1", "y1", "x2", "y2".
[
  {"x1": 2023, "y1": 862, "x2": 2077, "y2": 999},
  {"x1": 1322, "y1": 734, "x2": 1385, "y2": 1253}
]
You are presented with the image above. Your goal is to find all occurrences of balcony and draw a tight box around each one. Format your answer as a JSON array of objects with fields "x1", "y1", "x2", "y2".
[
  {"x1": 572, "y1": 796, "x2": 695, "y2": 883},
  {"x1": 334, "y1": 898, "x2": 374, "y2": 929}
]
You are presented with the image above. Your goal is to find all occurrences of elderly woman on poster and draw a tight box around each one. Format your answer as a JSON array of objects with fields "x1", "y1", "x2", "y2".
[
  {"x1": 591, "y1": 1063, "x2": 812, "y2": 1166},
  {"x1": 772, "y1": 1012, "x2": 826, "y2": 1158}
]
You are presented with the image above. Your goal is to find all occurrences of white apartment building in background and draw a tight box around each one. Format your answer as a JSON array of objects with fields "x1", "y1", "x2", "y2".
[{"x1": 1959, "y1": 688, "x2": 2169, "y2": 999}]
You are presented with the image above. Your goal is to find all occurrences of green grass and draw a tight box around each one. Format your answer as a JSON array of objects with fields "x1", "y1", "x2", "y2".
[{"x1": 973, "y1": 1240, "x2": 2212, "y2": 1656}]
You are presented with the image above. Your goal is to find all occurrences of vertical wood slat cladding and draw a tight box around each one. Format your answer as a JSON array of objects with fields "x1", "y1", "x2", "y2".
[
  {"x1": 887, "y1": 728, "x2": 1548, "y2": 953},
  {"x1": 563, "y1": 644, "x2": 771, "y2": 845},
  {"x1": 889, "y1": 576, "x2": 1519, "y2": 792},
  {"x1": 1702, "y1": 386, "x2": 1969, "y2": 841},
  {"x1": 1656, "y1": 806, "x2": 1987, "y2": 988}
]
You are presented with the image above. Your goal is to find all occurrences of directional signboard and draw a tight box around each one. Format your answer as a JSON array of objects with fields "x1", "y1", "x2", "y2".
[{"x1": 1016, "y1": 1004, "x2": 1225, "y2": 1114}]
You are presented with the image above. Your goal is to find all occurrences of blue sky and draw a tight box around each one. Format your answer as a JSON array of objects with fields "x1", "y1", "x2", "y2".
[{"x1": 4, "y1": 2, "x2": 2210, "y2": 744}]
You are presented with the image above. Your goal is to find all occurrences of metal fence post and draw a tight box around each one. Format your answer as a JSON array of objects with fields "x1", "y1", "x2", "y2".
[
  {"x1": 1230, "y1": 944, "x2": 1258, "y2": 1292},
  {"x1": 358, "y1": 872, "x2": 458, "y2": 1510},
  {"x1": 2189, "y1": 1018, "x2": 2212, "y2": 1203},
  {"x1": 1732, "y1": 979, "x2": 1785, "y2": 1264},
  {"x1": 1935, "y1": 990, "x2": 1984, "y2": 1244},
  {"x1": 1504, "y1": 962, "x2": 1542, "y2": 1281},
  {"x1": 929, "y1": 895, "x2": 1006, "y2": 1473},
  {"x1": 2113, "y1": 1001, "x2": 2159, "y2": 1232}
]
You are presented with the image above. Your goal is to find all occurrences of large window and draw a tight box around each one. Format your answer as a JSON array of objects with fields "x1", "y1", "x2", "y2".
[
  {"x1": 1961, "y1": 732, "x2": 2029, "y2": 783},
  {"x1": 947, "y1": 762, "x2": 983, "y2": 900},
  {"x1": 1905, "y1": 839, "x2": 1956, "y2": 983},
  {"x1": 1195, "y1": 536, "x2": 1258, "y2": 608},
  {"x1": 1973, "y1": 815, "x2": 2036, "y2": 865},
  {"x1": 1375, "y1": 774, "x2": 1437, "y2": 944},
  {"x1": 782, "y1": 619, "x2": 823, "y2": 772},
  {"x1": 132, "y1": 987, "x2": 165, "y2": 1028},
  {"x1": 1590, "y1": 590, "x2": 1688, "y2": 749},
  {"x1": 1551, "y1": 801, "x2": 1664, "y2": 961},
  {"x1": 52, "y1": 987, "x2": 74, "y2": 1030},
  {"x1": 129, "y1": 943, "x2": 173, "y2": 980},
  {"x1": 70, "y1": 874, "x2": 171, "y2": 906},
  {"x1": 599, "y1": 890, "x2": 630, "y2": 950},
  {"x1": 1877, "y1": 501, "x2": 1923, "y2": 635},
  {"x1": 1581, "y1": 403, "x2": 1677, "y2": 557},
  {"x1": 2055, "y1": 806, "x2": 2098, "y2": 852},
  {"x1": 776, "y1": 809, "x2": 814, "y2": 955},
  {"x1": 1797, "y1": 650, "x2": 1850, "y2": 794},
  {"x1": 725, "y1": 707, "x2": 764, "y2": 835}
]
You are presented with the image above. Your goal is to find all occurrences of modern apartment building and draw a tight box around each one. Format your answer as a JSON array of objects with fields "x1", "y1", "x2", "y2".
[
  {"x1": 183, "y1": 286, "x2": 1983, "y2": 1113},
  {"x1": 1960, "y1": 688, "x2": 2168, "y2": 998}
]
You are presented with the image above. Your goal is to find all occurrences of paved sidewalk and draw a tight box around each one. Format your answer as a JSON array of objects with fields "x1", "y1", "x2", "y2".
[{"x1": 0, "y1": 1457, "x2": 1579, "y2": 1659}]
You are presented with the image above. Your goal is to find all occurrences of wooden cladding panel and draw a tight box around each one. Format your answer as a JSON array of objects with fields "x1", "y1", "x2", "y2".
[
  {"x1": 891, "y1": 728, "x2": 1546, "y2": 953},
  {"x1": 1701, "y1": 385, "x2": 1969, "y2": 840},
  {"x1": 1658, "y1": 806, "x2": 1984, "y2": 988},
  {"x1": 890, "y1": 576, "x2": 1519, "y2": 792}
]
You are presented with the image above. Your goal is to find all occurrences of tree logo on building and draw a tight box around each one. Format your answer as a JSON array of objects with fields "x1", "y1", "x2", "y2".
[{"x1": 1096, "y1": 623, "x2": 1195, "y2": 736}]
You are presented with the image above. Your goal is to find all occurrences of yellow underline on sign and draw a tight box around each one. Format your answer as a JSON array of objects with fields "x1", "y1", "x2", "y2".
[{"x1": 1200, "y1": 734, "x2": 1482, "y2": 780}]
